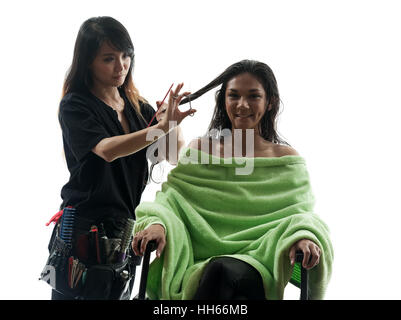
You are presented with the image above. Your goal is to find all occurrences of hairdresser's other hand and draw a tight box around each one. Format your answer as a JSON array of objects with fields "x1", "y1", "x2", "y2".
[
  {"x1": 158, "y1": 82, "x2": 197, "y2": 132},
  {"x1": 289, "y1": 239, "x2": 321, "y2": 270},
  {"x1": 132, "y1": 224, "x2": 166, "y2": 258}
]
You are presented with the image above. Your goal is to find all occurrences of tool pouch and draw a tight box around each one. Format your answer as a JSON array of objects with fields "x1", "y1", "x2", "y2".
[
  {"x1": 40, "y1": 225, "x2": 83, "y2": 298},
  {"x1": 81, "y1": 257, "x2": 132, "y2": 300},
  {"x1": 40, "y1": 211, "x2": 138, "y2": 300}
]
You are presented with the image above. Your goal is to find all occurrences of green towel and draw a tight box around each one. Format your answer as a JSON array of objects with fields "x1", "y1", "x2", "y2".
[{"x1": 134, "y1": 147, "x2": 333, "y2": 300}]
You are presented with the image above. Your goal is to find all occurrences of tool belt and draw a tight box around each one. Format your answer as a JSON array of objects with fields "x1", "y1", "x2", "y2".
[{"x1": 40, "y1": 207, "x2": 141, "y2": 300}]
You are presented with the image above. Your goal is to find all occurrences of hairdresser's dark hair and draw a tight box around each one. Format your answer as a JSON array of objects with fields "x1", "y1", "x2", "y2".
[
  {"x1": 180, "y1": 59, "x2": 290, "y2": 146},
  {"x1": 61, "y1": 16, "x2": 146, "y2": 117}
]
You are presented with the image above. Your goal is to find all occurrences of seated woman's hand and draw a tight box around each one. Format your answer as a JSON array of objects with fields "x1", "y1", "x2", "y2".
[
  {"x1": 289, "y1": 239, "x2": 321, "y2": 270},
  {"x1": 132, "y1": 224, "x2": 166, "y2": 258}
]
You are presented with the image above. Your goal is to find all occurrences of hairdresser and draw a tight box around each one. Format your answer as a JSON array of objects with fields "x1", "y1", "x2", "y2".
[{"x1": 47, "y1": 16, "x2": 196, "y2": 300}]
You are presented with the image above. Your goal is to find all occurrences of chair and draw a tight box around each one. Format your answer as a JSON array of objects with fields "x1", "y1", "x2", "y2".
[{"x1": 133, "y1": 240, "x2": 309, "y2": 300}]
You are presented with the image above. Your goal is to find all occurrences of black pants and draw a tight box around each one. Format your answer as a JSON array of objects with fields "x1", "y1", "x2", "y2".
[
  {"x1": 51, "y1": 277, "x2": 135, "y2": 300},
  {"x1": 193, "y1": 257, "x2": 265, "y2": 300},
  {"x1": 51, "y1": 289, "x2": 75, "y2": 300}
]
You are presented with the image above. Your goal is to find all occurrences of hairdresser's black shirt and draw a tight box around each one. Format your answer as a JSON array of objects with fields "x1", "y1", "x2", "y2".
[{"x1": 58, "y1": 88, "x2": 158, "y2": 234}]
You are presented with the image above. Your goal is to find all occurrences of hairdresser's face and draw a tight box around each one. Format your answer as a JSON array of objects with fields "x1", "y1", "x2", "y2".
[
  {"x1": 89, "y1": 41, "x2": 131, "y2": 88},
  {"x1": 225, "y1": 73, "x2": 269, "y2": 132}
]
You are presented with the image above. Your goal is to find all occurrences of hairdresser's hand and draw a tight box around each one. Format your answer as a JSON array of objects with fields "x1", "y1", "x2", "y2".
[
  {"x1": 155, "y1": 101, "x2": 167, "y2": 122},
  {"x1": 158, "y1": 83, "x2": 197, "y2": 133},
  {"x1": 289, "y1": 239, "x2": 321, "y2": 270},
  {"x1": 132, "y1": 224, "x2": 166, "y2": 258}
]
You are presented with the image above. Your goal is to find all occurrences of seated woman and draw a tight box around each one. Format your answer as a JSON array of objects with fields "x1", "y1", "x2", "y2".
[{"x1": 132, "y1": 60, "x2": 333, "y2": 300}]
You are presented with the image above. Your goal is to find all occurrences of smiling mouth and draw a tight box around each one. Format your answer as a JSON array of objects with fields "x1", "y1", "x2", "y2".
[{"x1": 235, "y1": 114, "x2": 253, "y2": 118}]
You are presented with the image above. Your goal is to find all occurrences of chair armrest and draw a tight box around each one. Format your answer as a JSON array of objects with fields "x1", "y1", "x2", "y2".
[
  {"x1": 134, "y1": 240, "x2": 157, "y2": 300},
  {"x1": 295, "y1": 250, "x2": 308, "y2": 300},
  {"x1": 295, "y1": 250, "x2": 304, "y2": 263},
  {"x1": 136, "y1": 239, "x2": 157, "y2": 253}
]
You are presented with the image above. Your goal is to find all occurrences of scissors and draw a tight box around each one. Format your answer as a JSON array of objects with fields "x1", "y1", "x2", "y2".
[{"x1": 147, "y1": 83, "x2": 194, "y2": 127}]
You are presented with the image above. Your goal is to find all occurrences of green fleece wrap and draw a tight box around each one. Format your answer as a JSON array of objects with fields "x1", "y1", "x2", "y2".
[{"x1": 134, "y1": 147, "x2": 333, "y2": 300}]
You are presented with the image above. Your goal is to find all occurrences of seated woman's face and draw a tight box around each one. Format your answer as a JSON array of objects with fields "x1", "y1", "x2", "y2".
[{"x1": 225, "y1": 73, "x2": 267, "y2": 131}]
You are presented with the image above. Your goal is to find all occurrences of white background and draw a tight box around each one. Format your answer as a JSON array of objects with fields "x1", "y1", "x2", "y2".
[{"x1": 1, "y1": 0, "x2": 400, "y2": 300}]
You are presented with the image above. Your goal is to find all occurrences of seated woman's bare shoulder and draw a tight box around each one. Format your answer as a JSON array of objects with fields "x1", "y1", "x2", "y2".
[
  {"x1": 187, "y1": 137, "x2": 221, "y2": 156},
  {"x1": 188, "y1": 138, "x2": 205, "y2": 151},
  {"x1": 274, "y1": 144, "x2": 300, "y2": 157}
]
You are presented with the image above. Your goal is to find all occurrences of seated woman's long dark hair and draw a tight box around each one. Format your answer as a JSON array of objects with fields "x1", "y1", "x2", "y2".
[
  {"x1": 180, "y1": 59, "x2": 290, "y2": 146},
  {"x1": 153, "y1": 60, "x2": 292, "y2": 183}
]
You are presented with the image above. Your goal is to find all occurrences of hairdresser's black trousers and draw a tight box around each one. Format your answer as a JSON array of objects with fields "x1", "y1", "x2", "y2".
[
  {"x1": 193, "y1": 257, "x2": 265, "y2": 300},
  {"x1": 51, "y1": 279, "x2": 134, "y2": 300}
]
